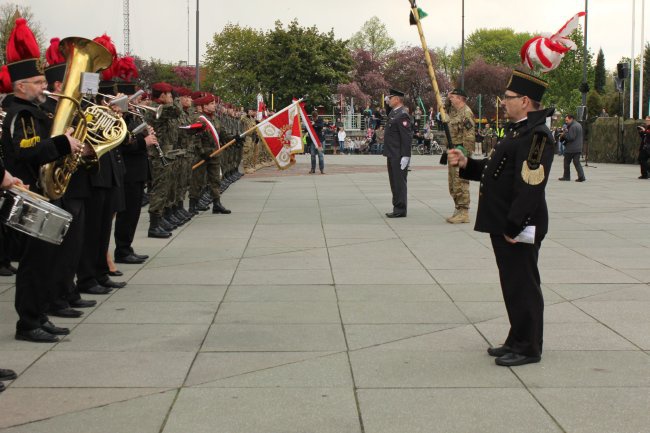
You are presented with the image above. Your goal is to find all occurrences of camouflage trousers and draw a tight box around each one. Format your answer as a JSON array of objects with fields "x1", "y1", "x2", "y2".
[
  {"x1": 448, "y1": 164, "x2": 470, "y2": 210},
  {"x1": 149, "y1": 157, "x2": 171, "y2": 216},
  {"x1": 175, "y1": 154, "x2": 193, "y2": 204},
  {"x1": 190, "y1": 154, "x2": 221, "y2": 200},
  {"x1": 242, "y1": 138, "x2": 256, "y2": 172}
]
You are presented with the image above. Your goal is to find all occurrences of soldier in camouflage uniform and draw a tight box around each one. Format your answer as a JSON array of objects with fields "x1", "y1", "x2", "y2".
[
  {"x1": 446, "y1": 88, "x2": 475, "y2": 224},
  {"x1": 147, "y1": 83, "x2": 181, "y2": 236},
  {"x1": 174, "y1": 87, "x2": 196, "y2": 220},
  {"x1": 241, "y1": 108, "x2": 258, "y2": 174},
  {"x1": 189, "y1": 94, "x2": 231, "y2": 214}
]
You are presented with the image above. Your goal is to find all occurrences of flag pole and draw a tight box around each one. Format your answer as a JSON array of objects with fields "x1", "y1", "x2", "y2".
[{"x1": 192, "y1": 99, "x2": 303, "y2": 170}]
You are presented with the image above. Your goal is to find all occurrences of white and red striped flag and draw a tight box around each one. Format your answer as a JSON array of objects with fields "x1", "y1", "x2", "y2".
[
  {"x1": 256, "y1": 100, "x2": 303, "y2": 169},
  {"x1": 256, "y1": 93, "x2": 268, "y2": 122},
  {"x1": 296, "y1": 100, "x2": 322, "y2": 150}
]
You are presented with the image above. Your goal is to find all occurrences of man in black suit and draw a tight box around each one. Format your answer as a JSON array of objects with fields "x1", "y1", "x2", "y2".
[
  {"x1": 114, "y1": 85, "x2": 161, "y2": 261},
  {"x1": 448, "y1": 70, "x2": 555, "y2": 366},
  {"x1": 382, "y1": 89, "x2": 412, "y2": 218}
]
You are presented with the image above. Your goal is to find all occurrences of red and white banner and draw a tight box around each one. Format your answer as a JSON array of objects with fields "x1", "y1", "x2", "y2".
[
  {"x1": 256, "y1": 101, "x2": 303, "y2": 169},
  {"x1": 297, "y1": 100, "x2": 322, "y2": 150},
  {"x1": 256, "y1": 93, "x2": 268, "y2": 122}
]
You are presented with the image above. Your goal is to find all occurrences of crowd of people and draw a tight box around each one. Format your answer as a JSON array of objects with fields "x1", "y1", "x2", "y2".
[{"x1": 0, "y1": 21, "x2": 284, "y2": 391}]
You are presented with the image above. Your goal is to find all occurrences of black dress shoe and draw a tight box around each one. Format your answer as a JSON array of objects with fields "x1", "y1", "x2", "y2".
[
  {"x1": 0, "y1": 266, "x2": 12, "y2": 276},
  {"x1": 79, "y1": 284, "x2": 112, "y2": 295},
  {"x1": 15, "y1": 328, "x2": 59, "y2": 343},
  {"x1": 575, "y1": 177, "x2": 586, "y2": 182},
  {"x1": 49, "y1": 308, "x2": 83, "y2": 318},
  {"x1": 495, "y1": 352, "x2": 541, "y2": 367},
  {"x1": 558, "y1": 177, "x2": 570, "y2": 181},
  {"x1": 0, "y1": 382, "x2": 4, "y2": 392},
  {"x1": 0, "y1": 368, "x2": 17, "y2": 381},
  {"x1": 114, "y1": 254, "x2": 145, "y2": 264},
  {"x1": 487, "y1": 345, "x2": 512, "y2": 357},
  {"x1": 41, "y1": 321, "x2": 70, "y2": 335},
  {"x1": 132, "y1": 253, "x2": 149, "y2": 260},
  {"x1": 99, "y1": 278, "x2": 127, "y2": 289},
  {"x1": 385, "y1": 212, "x2": 406, "y2": 218},
  {"x1": 69, "y1": 299, "x2": 97, "y2": 308},
  {"x1": 108, "y1": 270, "x2": 124, "y2": 277}
]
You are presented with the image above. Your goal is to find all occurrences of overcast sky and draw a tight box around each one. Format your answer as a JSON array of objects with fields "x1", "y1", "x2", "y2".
[{"x1": 14, "y1": 0, "x2": 645, "y2": 71}]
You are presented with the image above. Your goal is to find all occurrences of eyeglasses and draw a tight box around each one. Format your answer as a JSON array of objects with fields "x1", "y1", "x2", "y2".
[
  {"x1": 502, "y1": 94, "x2": 524, "y2": 100},
  {"x1": 22, "y1": 79, "x2": 48, "y2": 86}
]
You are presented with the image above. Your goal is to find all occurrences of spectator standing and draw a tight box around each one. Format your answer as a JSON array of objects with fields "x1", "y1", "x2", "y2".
[
  {"x1": 558, "y1": 114, "x2": 586, "y2": 182},
  {"x1": 637, "y1": 116, "x2": 650, "y2": 179},
  {"x1": 338, "y1": 127, "x2": 346, "y2": 154},
  {"x1": 309, "y1": 111, "x2": 325, "y2": 174}
]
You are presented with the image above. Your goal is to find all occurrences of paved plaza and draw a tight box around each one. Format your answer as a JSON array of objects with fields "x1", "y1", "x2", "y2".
[{"x1": 0, "y1": 154, "x2": 649, "y2": 433}]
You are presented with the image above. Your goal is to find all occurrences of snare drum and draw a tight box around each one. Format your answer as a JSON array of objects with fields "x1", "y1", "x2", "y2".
[{"x1": 0, "y1": 187, "x2": 73, "y2": 245}]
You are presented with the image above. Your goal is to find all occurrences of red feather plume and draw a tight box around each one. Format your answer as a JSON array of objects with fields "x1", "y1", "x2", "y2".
[
  {"x1": 0, "y1": 65, "x2": 13, "y2": 93},
  {"x1": 45, "y1": 37, "x2": 66, "y2": 66},
  {"x1": 6, "y1": 18, "x2": 40, "y2": 63},
  {"x1": 92, "y1": 34, "x2": 117, "y2": 59},
  {"x1": 114, "y1": 56, "x2": 138, "y2": 82}
]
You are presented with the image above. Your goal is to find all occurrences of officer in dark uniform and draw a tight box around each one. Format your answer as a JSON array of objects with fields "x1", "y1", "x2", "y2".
[
  {"x1": 1, "y1": 19, "x2": 83, "y2": 342},
  {"x1": 382, "y1": 89, "x2": 412, "y2": 218},
  {"x1": 448, "y1": 70, "x2": 555, "y2": 366}
]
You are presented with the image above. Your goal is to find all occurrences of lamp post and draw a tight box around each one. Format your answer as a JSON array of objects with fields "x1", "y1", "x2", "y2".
[
  {"x1": 461, "y1": 0, "x2": 465, "y2": 89},
  {"x1": 195, "y1": 0, "x2": 200, "y2": 91},
  {"x1": 581, "y1": 0, "x2": 588, "y2": 111}
]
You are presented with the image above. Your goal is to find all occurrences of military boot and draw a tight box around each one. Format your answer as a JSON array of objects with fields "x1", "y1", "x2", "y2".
[
  {"x1": 159, "y1": 214, "x2": 176, "y2": 231},
  {"x1": 173, "y1": 206, "x2": 190, "y2": 224},
  {"x1": 445, "y1": 209, "x2": 460, "y2": 223},
  {"x1": 447, "y1": 209, "x2": 469, "y2": 224},
  {"x1": 212, "y1": 199, "x2": 231, "y2": 214},
  {"x1": 148, "y1": 214, "x2": 172, "y2": 238},
  {"x1": 177, "y1": 201, "x2": 193, "y2": 219},
  {"x1": 188, "y1": 199, "x2": 200, "y2": 215},
  {"x1": 166, "y1": 208, "x2": 185, "y2": 226}
]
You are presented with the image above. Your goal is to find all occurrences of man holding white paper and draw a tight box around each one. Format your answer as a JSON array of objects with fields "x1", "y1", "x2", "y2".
[{"x1": 448, "y1": 70, "x2": 555, "y2": 367}]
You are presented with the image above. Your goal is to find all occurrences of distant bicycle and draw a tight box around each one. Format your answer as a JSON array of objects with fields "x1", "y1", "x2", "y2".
[{"x1": 416, "y1": 140, "x2": 443, "y2": 155}]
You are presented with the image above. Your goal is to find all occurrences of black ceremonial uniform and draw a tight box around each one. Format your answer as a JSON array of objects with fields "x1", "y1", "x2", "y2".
[
  {"x1": 114, "y1": 113, "x2": 150, "y2": 259},
  {"x1": 0, "y1": 96, "x2": 72, "y2": 332},
  {"x1": 382, "y1": 105, "x2": 412, "y2": 216},
  {"x1": 460, "y1": 108, "x2": 555, "y2": 358}
]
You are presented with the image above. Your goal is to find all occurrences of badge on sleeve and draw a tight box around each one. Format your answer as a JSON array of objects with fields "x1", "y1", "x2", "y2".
[{"x1": 402, "y1": 120, "x2": 410, "y2": 127}]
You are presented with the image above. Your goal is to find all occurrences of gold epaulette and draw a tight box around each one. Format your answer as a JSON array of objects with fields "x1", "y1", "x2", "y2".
[{"x1": 521, "y1": 131, "x2": 547, "y2": 186}]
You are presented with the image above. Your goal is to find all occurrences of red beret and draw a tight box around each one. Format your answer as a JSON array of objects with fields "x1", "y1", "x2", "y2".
[
  {"x1": 191, "y1": 91, "x2": 205, "y2": 100},
  {"x1": 174, "y1": 86, "x2": 192, "y2": 97},
  {"x1": 194, "y1": 94, "x2": 215, "y2": 106},
  {"x1": 151, "y1": 82, "x2": 173, "y2": 93}
]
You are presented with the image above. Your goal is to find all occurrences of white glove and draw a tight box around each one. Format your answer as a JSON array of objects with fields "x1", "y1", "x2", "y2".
[{"x1": 400, "y1": 156, "x2": 410, "y2": 170}]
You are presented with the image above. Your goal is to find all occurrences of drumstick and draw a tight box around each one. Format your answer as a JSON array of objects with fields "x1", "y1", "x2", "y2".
[{"x1": 12, "y1": 185, "x2": 50, "y2": 202}]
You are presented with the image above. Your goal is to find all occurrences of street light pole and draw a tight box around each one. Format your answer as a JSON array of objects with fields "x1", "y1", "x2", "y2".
[
  {"x1": 195, "y1": 0, "x2": 200, "y2": 91},
  {"x1": 581, "y1": 0, "x2": 588, "y2": 110},
  {"x1": 461, "y1": 0, "x2": 465, "y2": 89}
]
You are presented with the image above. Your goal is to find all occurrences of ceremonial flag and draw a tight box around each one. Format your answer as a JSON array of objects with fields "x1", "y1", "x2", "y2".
[
  {"x1": 256, "y1": 101, "x2": 303, "y2": 169},
  {"x1": 297, "y1": 101, "x2": 322, "y2": 150},
  {"x1": 256, "y1": 93, "x2": 268, "y2": 122},
  {"x1": 179, "y1": 114, "x2": 221, "y2": 149}
]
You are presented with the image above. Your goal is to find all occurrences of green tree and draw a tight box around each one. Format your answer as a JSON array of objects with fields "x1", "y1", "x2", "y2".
[
  {"x1": 133, "y1": 57, "x2": 177, "y2": 88},
  {"x1": 203, "y1": 24, "x2": 266, "y2": 107},
  {"x1": 349, "y1": 17, "x2": 395, "y2": 61},
  {"x1": 259, "y1": 20, "x2": 353, "y2": 108},
  {"x1": 594, "y1": 48, "x2": 606, "y2": 94},
  {"x1": 0, "y1": 3, "x2": 45, "y2": 65}
]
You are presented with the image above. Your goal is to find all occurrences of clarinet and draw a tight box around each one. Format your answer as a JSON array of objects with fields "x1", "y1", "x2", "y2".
[{"x1": 132, "y1": 121, "x2": 169, "y2": 167}]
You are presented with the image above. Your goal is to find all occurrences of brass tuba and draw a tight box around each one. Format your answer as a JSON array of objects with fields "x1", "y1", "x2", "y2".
[{"x1": 40, "y1": 37, "x2": 127, "y2": 200}]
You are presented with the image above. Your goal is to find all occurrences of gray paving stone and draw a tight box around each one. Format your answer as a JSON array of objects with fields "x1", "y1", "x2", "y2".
[
  {"x1": 358, "y1": 389, "x2": 562, "y2": 433},
  {"x1": 108, "y1": 284, "x2": 227, "y2": 302},
  {"x1": 350, "y1": 348, "x2": 521, "y2": 388},
  {"x1": 214, "y1": 301, "x2": 341, "y2": 324},
  {"x1": 344, "y1": 324, "x2": 456, "y2": 350},
  {"x1": 333, "y1": 268, "x2": 435, "y2": 285},
  {"x1": 0, "y1": 388, "x2": 168, "y2": 429},
  {"x1": 532, "y1": 388, "x2": 650, "y2": 433},
  {"x1": 187, "y1": 352, "x2": 352, "y2": 388},
  {"x1": 54, "y1": 324, "x2": 209, "y2": 352},
  {"x1": 224, "y1": 284, "x2": 336, "y2": 301},
  {"x1": 512, "y1": 351, "x2": 650, "y2": 387},
  {"x1": 574, "y1": 300, "x2": 650, "y2": 323},
  {"x1": 0, "y1": 390, "x2": 175, "y2": 433},
  {"x1": 162, "y1": 388, "x2": 361, "y2": 433},
  {"x1": 12, "y1": 352, "x2": 194, "y2": 388},
  {"x1": 85, "y1": 301, "x2": 219, "y2": 324},
  {"x1": 128, "y1": 260, "x2": 237, "y2": 285},
  {"x1": 335, "y1": 284, "x2": 449, "y2": 301},
  {"x1": 231, "y1": 269, "x2": 333, "y2": 285},
  {"x1": 202, "y1": 324, "x2": 347, "y2": 352},
  {"x1": 339, "y1": 301, "x2": 468, "y2": 324}
]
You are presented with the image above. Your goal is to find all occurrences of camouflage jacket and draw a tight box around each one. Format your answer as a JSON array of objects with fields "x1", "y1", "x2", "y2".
[
  {"x1": 147, "y1": 100, "x2": 182, "y2": 155},
  {"x1": 448, "y1": 104, "x2": 475, "y2": 149}
]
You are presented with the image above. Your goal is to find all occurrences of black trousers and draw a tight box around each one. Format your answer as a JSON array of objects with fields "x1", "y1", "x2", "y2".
[
  {"x1": 50, "y1": 197, "x2": 86, "y2": 310},
  {"x1": 491, "y1": 234, "x2": 544, "y2": 357},
  {"x1": 76, "y1": 188, "x2": 114, "y2": 290},
  {"x1": 387, "y1": 157, "x2": 408, "y2": 214},
  {"x1": 15, "y1": 234, "x2": 59, "y2": 331},
  {"x1": 114, "y1": 181, "x2": 144, "y2": 258},
  {"x1": 638, "y1": 148, "x2": 650, "y2": 177},
  {"x1": 562, "y1": 152, "x2": 585, "y2": 180}
]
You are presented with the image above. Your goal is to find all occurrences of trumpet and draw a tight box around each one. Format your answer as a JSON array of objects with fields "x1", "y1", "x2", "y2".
[{"x1": 96, "y1": 92, "x2": 163, "y2": 119}]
